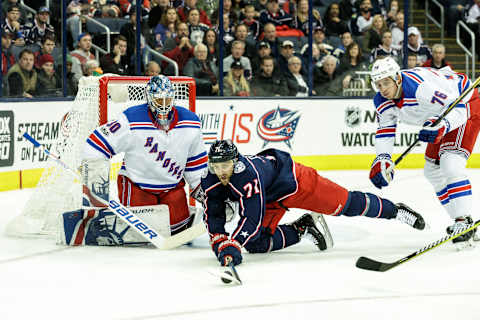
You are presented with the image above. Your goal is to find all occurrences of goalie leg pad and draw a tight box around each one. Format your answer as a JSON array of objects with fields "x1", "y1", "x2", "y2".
[{"x1": 340, "y1": 191, "x2": 396, "y2": 219}]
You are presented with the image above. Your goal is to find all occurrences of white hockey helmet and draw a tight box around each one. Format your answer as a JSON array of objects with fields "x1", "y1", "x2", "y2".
[
  {"x1": 370, "y1": 57, "x2": 401, "y2": 91},
  {"x1": 145, "y1": 75, "x2": 175, "y2": 126}
]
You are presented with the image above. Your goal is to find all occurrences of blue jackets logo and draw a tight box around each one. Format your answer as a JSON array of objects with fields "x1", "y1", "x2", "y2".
[{"x1": 257, "y1": 106, "x2": 300, "y2": 148}]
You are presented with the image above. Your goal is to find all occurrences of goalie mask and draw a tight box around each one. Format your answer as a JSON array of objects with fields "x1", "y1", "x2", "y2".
[{"x1": 146, "y1": 75, "x2": 175, "y2": 127}]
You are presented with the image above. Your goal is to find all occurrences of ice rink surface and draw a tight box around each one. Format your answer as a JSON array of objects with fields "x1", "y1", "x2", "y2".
[{"x1": 1, "y1": 169, "x2": 480, "y2": 320}]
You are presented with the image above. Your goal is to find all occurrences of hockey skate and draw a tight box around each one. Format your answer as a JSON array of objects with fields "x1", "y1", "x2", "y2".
[
  {"x1": 292, "y1": 214, "x2": 327, "y2": 251},
  {"x1": 446, "y1": 216, "x2": 477, "y2": 249},
  {"x1": 394, "y1": 203, "x2": 426, "y2": 230}
]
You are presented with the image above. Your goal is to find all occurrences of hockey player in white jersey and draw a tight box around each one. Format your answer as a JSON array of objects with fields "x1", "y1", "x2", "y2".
[
  {"x1": 82, "y1": 75, "x2": 208, "y2": 235},
  {"x1": 369, "y1": 56, "x2": 480, "y2": 245}
]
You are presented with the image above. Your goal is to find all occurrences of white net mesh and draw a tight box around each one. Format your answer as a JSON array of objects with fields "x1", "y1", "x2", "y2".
[{"x1": 6, "y1": 75, "x2": 195, "y2": 238}]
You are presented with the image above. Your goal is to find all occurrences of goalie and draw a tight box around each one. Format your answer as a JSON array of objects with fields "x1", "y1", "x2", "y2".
[{"x1": 66, "y1": 75, "x2": 207, "y2": 246}]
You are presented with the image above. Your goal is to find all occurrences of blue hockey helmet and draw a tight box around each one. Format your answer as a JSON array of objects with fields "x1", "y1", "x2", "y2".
[{"x1": 145, "y1": 75, "x2": 175, "y2": 126}]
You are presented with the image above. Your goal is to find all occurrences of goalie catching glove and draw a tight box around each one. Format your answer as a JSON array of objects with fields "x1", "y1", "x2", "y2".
[
  {"x1": 369, "y1": 153, "x2": 394, "y2": 189},
  {"x1": 210, "y1": 233, "x2": 242, "y2": 266},
  {"x1": 418, "y1": 117, "x2": 450, "y2": 144}
]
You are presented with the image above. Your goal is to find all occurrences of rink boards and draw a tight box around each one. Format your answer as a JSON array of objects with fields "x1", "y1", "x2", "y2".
[{"x1": 1, "y1": 98, "x2": 480, "y2": 191}]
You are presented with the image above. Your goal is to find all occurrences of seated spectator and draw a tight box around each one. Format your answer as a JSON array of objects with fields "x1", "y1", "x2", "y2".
[
  {"x1": 183, "y1": 43, "x2": 219, "y2": 96},
  {"x1": 23, "y1": 6, "x2": 54, "y2": 47},
  {"x1": 34, "y1": 35, "x2": 56, "y2": 69},
  {"x1": 251, "y1": 56, "x2": 288, "y2": 96},
  {"x1": 211, "y1": 0, "x2": 239, "y2": 27},
  {"x1": 363, "y1": 14, "x2": 388, "y2": 52},
  {"x1": 241, "y1": 4, "x2": 261, "y2": 40},
  {"x1": 370, "y1": 30, "x2": 400, "y2": 63},
  {"x1": 2, "y1": 4, "x2": 25, "y2": 48},
  {"x1": 339, "y1": 42, "x2": 368, "y2": 89},
  {"x1": 223, "y1": 60, "x2": 251, "y2": 96},
  {"x1": 2, "y1": 0, "x2": 27, "y2": 25},
  {"x1": 278, "y1": 40, "x2": 300, "y2": 75},
  {"x1": 120, "y1": 6, "x2": 149, "y2": 60},
  {"x1": 251, "y1": 41, "x2": 276, "y2": 77},
  {"x1": 187, "y1": 8, "x2": 210, "y2": 45},
  {"x1": 145, "y1": 60, "x2": 161, "y2": 76},
  {"x1": 314, "y1": 54, "x2": 344, "y2": 96},
  {"x1": 300, "y1": 43, "x2": 323, "y2": 70},
  {"x1": 422, "y1": 43, "x2": 452, "y2": 69},
  {"x1": 7, "y1": 48, "x2": 37, "y2": 98},
  {"x1": 407, "y1": 54, "x2": 418, "y2": 69},
  {"x1": 154, "y1": 7, "x2": 180, "y2": 50},
  {"x1": 85, "y1": 59, "x2": 103, "y2": 76},
  {"x1": 254, "y1": 0, "x2": 269, "y2": 15},
  {"x1": 227, "y1": 24, "x2": 256, "y2": 60},
  {"x1": 285, "y1": 55, "x2": 310, "y2": 96},
  {"x1": 203, "y1": 28, "x2": 219, "y2": 64},
  {"x1": 1, "y1": 32, "x2": 15, "y2": 76},
  {"x1": 391, "y1": 11, "x2": 404, "y2": 50},
  {"x1": 292, "y1": 0, "x2": 323, "y2": 36},
  {"x1": 407, "y1": 26, "x2": 432, "y2": 66},
  {"x1": 162, "y1": 22, "x2": 195, "y2": 75},
  {"x1": 100, "y1": 35, "x2": 131, "y2": 75},
  {"x1": 66, "y1": 2, "x2": 92, "y2": 49},
  {"x1": 301, "y1": 26, "x2": 338, "y2": 58},
  {"x1": 70, "y1": 33, "x2": 96, "y2": 81},
  {"x1": 386, "y1": 0, "x2": 399, "y2": 28},
  {"x1": 223, "y1": 40, "x2": 252, "y2": 79},
  {"x1": 333, "y1": 31, "x2": 354, "y2": 58},
  {"x1": 148, "y1": 0, "x2": 170, "y2": 29},
  {"x1": 259, "y1": 0, "x2": 292, "y2": 27},
  {"x1": 36, "y1": 54, "x2": 60, "y2": 96},
  {"x1": 354, "y1": 0, "x2": 374, "y2": 35},
  {"x1": 65, "y1": 55, "x2": 78, "y2": 96},
  {"x1": 261, "y1": 22, "x2": 281, "y2": 59},
  {"x1": 214, "y1": 13, "x2": 235, "y2": 45},
  {"x1": 324, "y1": 2, "x2": 349, "y2": 37},
  {"x1": 178, "y1": 0, "x2": 212, "y2": 26}
]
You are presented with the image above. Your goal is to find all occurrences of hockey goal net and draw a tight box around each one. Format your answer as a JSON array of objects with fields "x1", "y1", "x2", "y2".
[{"x1": 6, "y1": 75, "x2": 196, "y2": 238}]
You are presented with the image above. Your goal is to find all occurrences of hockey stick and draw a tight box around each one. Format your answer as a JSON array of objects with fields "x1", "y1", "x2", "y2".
[
  {"x1": 389, "y1": 75, "x2": 480, "y2": 170},
  {"x1": 23, "y1": 131, "x2": 205, "y2": 249},
  {"x1": 356, "y1": 219, "x2": 480, "y2": 272}
]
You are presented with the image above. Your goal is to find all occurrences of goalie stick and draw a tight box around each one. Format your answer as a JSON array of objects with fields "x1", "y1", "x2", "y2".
[
  {"x1": 23, "y1": 131, "x2": 205, "y2": 249},
  {"x1": 356, "y1": 219, "x2": 480, "y2": 272}
]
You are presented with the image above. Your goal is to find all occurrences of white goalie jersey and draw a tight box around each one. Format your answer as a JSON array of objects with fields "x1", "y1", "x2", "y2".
[
  {"x1": 82, "y1": 103, "x2": 208, "y2": 192},
  {"x1": 373, "y1": 66, "x2": 473, "y2": 155}
]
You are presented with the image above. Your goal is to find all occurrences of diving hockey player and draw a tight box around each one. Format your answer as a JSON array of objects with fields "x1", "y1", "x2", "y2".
[{"x1": 200, "y1": 140, "x2": 425, "y2": 266}]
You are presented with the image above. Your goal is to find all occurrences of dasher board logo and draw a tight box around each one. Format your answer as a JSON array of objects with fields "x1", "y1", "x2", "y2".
[
  {"x1": 345, "y1": 107, "x2": 361, "y2": 128},
  {"x1": 0, "y1": 110, "x2": 14, "y2": 167},
  {"x1": 257, "y1": 106, "x2": 300, "y2": 149}
]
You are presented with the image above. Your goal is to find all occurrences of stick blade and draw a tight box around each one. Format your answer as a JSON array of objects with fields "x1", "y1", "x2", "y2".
[{"x1": 356, "y1": 256, "x2": 395, "y2": 272}]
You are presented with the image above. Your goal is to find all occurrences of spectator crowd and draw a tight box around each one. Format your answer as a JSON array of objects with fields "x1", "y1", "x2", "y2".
[{"x1": 1, "y1": 0, "x2": 478, "y2": 98}]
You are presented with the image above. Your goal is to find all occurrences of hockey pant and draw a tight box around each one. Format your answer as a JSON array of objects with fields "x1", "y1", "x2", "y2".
[
  {"x1": 244, "y1": 162, "x2": 397, "y2": 253},
  {"x1": 117, "y1": 174, "x2": 192, "y2": 234},
  {"x1": 424, "y1": 88, "x2": 480, "y2": 219}
]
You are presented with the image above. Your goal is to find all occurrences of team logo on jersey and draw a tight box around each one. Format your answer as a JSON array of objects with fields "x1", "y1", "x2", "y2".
[
  {"x1": 345, "y1": 107, "x2": 361, "y2": 128},
  {"x1": 257, "y1": 106, "x2": 300, "y2": 149},
  {"x1": 234, "y1": 160, "x2": 246, "y2": 173}
]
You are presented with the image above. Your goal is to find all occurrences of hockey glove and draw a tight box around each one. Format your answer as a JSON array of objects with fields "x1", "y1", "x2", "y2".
[
  {"x1": 419, "y1": 117, "x2": 450, "y2": 144},
  {"x1": 369, "y1": 153, "x2": 394, "y2": 189},
  {"x1": 211, "y1": 233, "x2": 242, "y2": 266}
]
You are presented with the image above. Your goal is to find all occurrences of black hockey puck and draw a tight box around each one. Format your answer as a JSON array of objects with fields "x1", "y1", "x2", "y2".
[{"x1": 221, "y1": 270, "x2": 233, "y2": 284}]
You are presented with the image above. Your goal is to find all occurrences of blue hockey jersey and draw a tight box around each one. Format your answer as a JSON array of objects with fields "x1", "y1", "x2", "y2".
[{"x1": 201, "y1": 149, "x2": 298, "y2": 247}]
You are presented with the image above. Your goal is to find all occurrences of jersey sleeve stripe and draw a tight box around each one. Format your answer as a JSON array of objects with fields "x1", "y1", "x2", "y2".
[
  {"x1": 187, "y1": 151, "x2": 207, "y2": 162},
  {"x1": 86, "y1": 138, "x2": 111, "y2": 159},
  {"x1": 184, "y1": 163, "x2": 207, "y2": 172},
  {"x1": 376, "y1": 100, "x2": 395, "y2": 114},
  {"x1": 93, "y1": 129, "x2": 115, "y2": 155},
  {"x1": 403, "y1": 71, "x2": 424, "y2": 84},
  {"x1": 186, "y1": 155, "x2": 208, "y2": 167}
]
